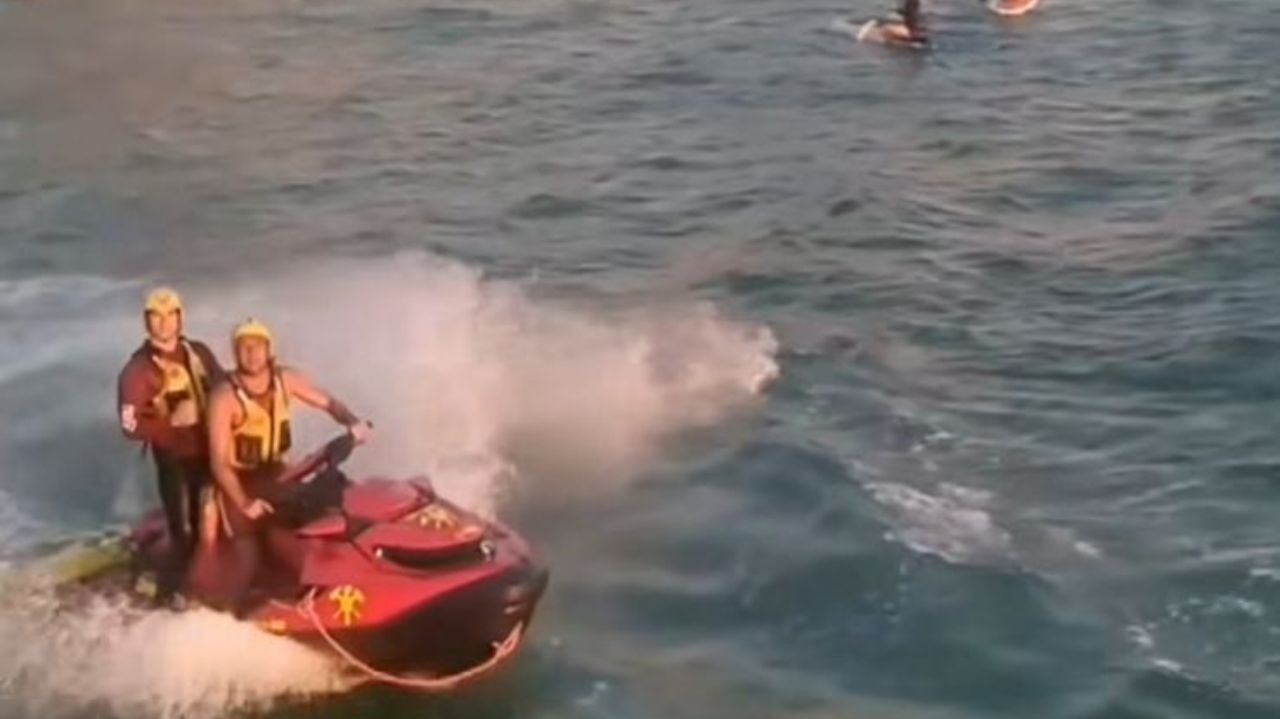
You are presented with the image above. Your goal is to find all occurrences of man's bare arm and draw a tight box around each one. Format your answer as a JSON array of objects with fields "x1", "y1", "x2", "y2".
[
  {"x1": 283, "y1": 368, "x2": 362, "y2": 427},
  {"x1": 207, "y1": 385, "x2": 251, "y2": 510}
]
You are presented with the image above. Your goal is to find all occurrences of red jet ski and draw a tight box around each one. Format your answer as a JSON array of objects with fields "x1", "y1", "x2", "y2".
[{"x1": 65, "y1": 434, "x2": 549, "y2": 691}]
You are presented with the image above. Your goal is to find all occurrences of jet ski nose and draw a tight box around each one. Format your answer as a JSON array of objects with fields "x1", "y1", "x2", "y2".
[
  {"x1": 502, "y1": 582, "x2": 536, "y2": 616},
  {"x1": 501, "y1": 566, "x2": 550, "y2": 615}
]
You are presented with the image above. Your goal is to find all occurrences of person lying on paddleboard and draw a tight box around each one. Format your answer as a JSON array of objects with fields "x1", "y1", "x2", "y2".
[{"x1": 884, "y1": 0, "x2": 928, "y2": 46}]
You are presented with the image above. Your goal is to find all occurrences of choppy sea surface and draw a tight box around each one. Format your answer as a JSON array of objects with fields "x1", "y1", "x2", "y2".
[{"x1": 3, "y1": 0, "x2": 1280, "y2": 717}]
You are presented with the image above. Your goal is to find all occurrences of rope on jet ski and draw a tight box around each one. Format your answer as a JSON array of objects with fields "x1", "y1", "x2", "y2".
[{"x1": 300, "y1": 588, "x2": 525, "y2": 691}]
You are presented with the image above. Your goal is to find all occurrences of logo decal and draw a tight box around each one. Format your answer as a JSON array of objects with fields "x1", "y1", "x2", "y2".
[
  {"x1": 411, "y1": 505, "x2": 457, "y2": 530},
  {"x1": 328, "y1": 585, "x2": 365, "y2": 626}
]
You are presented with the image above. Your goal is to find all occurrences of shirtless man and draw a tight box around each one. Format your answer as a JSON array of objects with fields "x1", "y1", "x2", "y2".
[{"x1": 200, "y1": 318, "x2": 371, "y2": 612}]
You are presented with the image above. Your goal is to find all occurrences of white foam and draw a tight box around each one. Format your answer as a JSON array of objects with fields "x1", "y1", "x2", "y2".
[
  {"x1": 1072, "y1": 540, "x2": 1102, "y2": 558},
  {"x1": 0, "y1": 592, "x2": 349, "y2": 719},
  {"x1": 0, "y1": 274, "x2": 140, "y2": 387},
  {"x1": 1043, "y1": 526, "x2": 1105, "y2": 560},
  {"x1": 1151, "y1": 657, "x2": 1186, "y2": 675},
  {"x1": 1247, "y1": 566, "x2": 1280, "y2": 582},
  {"x1": 0, "y1": 489, "x2": 55, "y2": 553},
  {"x1": 2, "y1": 252, "x2": 777, "y2": 516},
  {"x1": 1126, "y1": 624, "x2": 1155, "y2": 650},
  {"x1": 867, "y1": 481, "x2": 1013, "y2": 565},
  {"x1": 217, "y1": 253, "x2": 779, "y2": 512},
  {"x1": 1203, "y1": 596, "x2": 1266, "y2": 619}
]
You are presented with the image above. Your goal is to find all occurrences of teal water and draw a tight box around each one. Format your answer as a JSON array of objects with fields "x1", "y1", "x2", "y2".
[{"x1": 2, "y1": 0, "x2": 1280, "y2": 717}]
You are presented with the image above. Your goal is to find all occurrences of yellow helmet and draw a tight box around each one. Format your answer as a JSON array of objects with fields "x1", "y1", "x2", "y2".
[
  {"x1": 144, "y1": 287, "x2": 183, "y2": 316},
  {"x1": 231, "y1": 318, "x2": 274, "y2": 348}
]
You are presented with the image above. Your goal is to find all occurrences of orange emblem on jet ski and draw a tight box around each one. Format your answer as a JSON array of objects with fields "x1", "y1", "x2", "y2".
[
  {"x1": 329, "y1": 585, "x2": 365, "y2": 626},
  {"x1": 411, "y1": 505, "x2": 457, "y2": 530}
]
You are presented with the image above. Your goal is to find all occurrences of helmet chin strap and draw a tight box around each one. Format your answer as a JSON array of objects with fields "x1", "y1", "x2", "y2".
[{"x1": 147, "y1": 334, "x2": 181, "y2": 353}]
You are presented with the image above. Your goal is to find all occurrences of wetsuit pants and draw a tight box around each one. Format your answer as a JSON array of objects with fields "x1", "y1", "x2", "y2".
[{"x1": 151, "y1": 450, "x2": 208, "y2": 599}]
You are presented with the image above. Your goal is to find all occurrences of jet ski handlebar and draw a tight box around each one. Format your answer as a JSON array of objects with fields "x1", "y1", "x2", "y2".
[
  {"x1": 275, "y1": 426, "x2": 367, "y2": 486},
  {"x1": 265, "y1": 427, "x2": 370, "y2": 527}
]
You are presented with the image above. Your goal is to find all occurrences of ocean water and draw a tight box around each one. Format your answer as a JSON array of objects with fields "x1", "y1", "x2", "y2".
[{"x1": 2, "y1": 0, "x2": 1280, "y2": 717}]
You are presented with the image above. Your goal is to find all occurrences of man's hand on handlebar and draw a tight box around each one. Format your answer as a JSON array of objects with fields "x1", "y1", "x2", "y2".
[
  {"x1": 349, "y1": 420, "x2": 373, "y2": 445},
  {"x1": 242, "y1": 498, "x2": 275, "y2": 521}
]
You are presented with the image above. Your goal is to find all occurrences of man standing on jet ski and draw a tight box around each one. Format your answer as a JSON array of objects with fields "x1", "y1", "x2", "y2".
[
  {"x1": 199, "y1": 318, "x2": 372, "y2": 612},
  {"x1": 116, "y1": 287, "x2": 225, "y2": 607}
]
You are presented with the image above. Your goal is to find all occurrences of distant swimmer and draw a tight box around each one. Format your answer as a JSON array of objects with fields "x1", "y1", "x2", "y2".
[
  {"x1": 844, "y1": 0, "x2": 929, "y2": 49},
  {"x1": 986, "y1": 0, "x2": 1041, "y2": 16}
]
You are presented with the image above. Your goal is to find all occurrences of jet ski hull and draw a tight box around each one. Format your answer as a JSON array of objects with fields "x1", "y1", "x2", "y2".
[{"x1": 48, "y1": 467, "x2": 548, "y2": 690}]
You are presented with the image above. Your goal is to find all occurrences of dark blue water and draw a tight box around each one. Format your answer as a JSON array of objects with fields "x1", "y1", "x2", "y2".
[{"x1": 3, "y1": 0, "x2": 1280, "y2": 717}]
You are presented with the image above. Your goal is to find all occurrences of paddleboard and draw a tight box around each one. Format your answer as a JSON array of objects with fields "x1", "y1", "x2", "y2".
[{"x1": 987, "y1": 0, "x2": 1041, "y2": 17}]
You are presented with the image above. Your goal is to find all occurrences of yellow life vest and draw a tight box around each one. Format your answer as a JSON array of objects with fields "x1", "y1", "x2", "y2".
[
  {"x1": 149, "y1": 339, "x2": 211, "y2": 419},
  {"x1": 229, "y1": 370, "x2": 292, "y2": 471}
]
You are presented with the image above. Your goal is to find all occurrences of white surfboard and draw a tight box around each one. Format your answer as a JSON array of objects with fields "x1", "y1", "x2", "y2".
[
  {"x1": 855, "y1": 19, "x2": 881, "y2": 42},
  {"x1": 830, "y1": 16, "x2": 925, "y2": 48}
]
